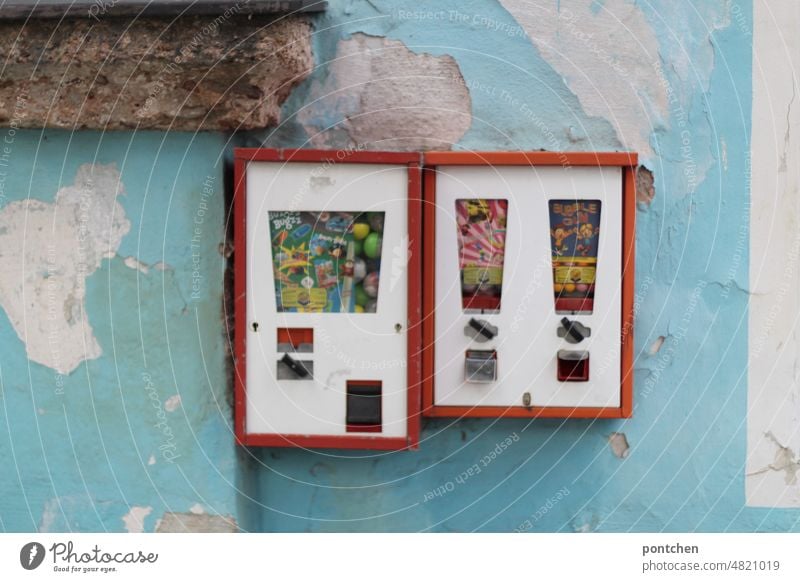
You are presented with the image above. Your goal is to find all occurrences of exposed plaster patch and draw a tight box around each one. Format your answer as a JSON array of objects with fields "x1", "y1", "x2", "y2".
[
  {"x1": 123, "y1": 256, "x2": 149, "y2": 274},
  {"x1": 747, "y1": 432, "x2": 800, "y2": 486},
  {"x1": 0, "y1": 16, "x2": 313, "y2": 131},
  {"x1": 164, "y1": 394, "x2": 182, "y2": 412},
  {"x1": 720, "y1": 138, "x2": 728, "y2": 171},
  {"x1": 648, "y1": 335, "x2": 666, "y2": 355},
  {"x1": 189, "y1": 503, "x2": 205, "y2": 515},
  {"x1": 0, "y1": 164, "x2": 131, "y2": 374},
  {"x1": 608, "y1": 432, "x2": 630, "y2": 458},
  {"x1": 636, "y1": 166, "x2": 655, "y2": 207},
  {"x1": 499, "y1": 0, "x2": 666, "y2": 157},
  {"x1": 122, "y1": 506, "x2": 152, "y2": 533},
  {"x1": 153, "y1": 262, "x2": 170, "y2": 271},
  {"x1": 148, "y1": 455, "x2": 156, "y2": 466},
  {"x1": 155, "y1": 512, "x2": 237, "y2": 533},
  {"x1": 38, "y1": 498, "x2": 59, "y2": 533},
  {"x1": 499, "y1": 0, "x2": 728, "y2": 163},
  {"x1": 298, "y1": 33, "x2": 472, "y2": 150}
]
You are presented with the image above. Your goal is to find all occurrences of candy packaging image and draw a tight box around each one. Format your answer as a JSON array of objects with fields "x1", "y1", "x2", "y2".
[{"x1": 269, "y1": 211, "x2": 385, "y2": 313}]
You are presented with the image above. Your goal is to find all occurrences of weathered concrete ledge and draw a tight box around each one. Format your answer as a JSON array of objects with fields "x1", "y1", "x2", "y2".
[{"x1": 0, "y1": 14, "x2": 313, "y2": 131}]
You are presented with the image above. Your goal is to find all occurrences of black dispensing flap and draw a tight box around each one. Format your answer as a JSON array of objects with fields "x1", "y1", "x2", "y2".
[{"x1": 346, "y1": 382, "x2": 382, "y2": 426}]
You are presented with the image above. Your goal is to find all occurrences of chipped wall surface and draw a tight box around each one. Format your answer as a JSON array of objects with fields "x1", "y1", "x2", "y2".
[
  {"x1": 747, "y1": 0, "x2": 800, "y2": 507},
  {"x1": 1, "y1": 0, "x2": 799, "y2": 533},
  {"x1": 0, "y1": 15, "x2": 313, "y2": 131},
  {"x1": 0, "y1": 131, "x2": 240, "y2": 532}
]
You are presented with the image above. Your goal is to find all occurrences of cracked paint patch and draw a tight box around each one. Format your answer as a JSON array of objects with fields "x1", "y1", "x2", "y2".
[
  {"x1": 298, "y1": 33, "x2": 472, "y2": 150},
  {"x1": 164, "y1": 394, "x2": 182, "y2": 413},
  {"x1": 122, "y1": 506, "x2": 152, "y2": 533},
  {"x1": 636, "y1": 166, "x2": 655, "y2": 207},
  {"x1": 123, "y1": 256, "x2": 149, "y2": 274},
  {"x1": 0, "y1": 163, "x2": 131, "y2": 374},
  {"x1": 155, "y1": 512, "x2": 237, "y2": 532},
  {"x1": 648, "y1": 336, "x2": 666, "y2": 355},
  {"x1": 608, "y1": 432, "x2": 630, "y2": 459},
  {"x1": 499, "y1": 0, "x2": 729, "y2": 165}
]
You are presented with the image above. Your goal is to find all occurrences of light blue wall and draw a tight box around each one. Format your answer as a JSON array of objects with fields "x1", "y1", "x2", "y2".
[
  {"x1": 0, "y1": 131, "x2": 244, "y2": 532},
  {"x1": 2, "y1": 0, "x2": 793, "y2": 533}
]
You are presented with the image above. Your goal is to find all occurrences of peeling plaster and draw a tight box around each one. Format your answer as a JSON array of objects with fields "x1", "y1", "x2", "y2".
[
  {"x1": 608, "y1": 432, "x2": 630, "y2": 458},
  {"x1": 155, "y1": 512, "x2": 237, "y2": 533},
  {"x1": 648, "y1": 335, "x2": 666, "y2": 355},
  {"x1": 123, "y1": 256, "x2": 149, "y2": 274},
  {"x1": 164, "y1": 395, "x2": 182, "y2": 413},
  {"x1": 636, "y1": 166, "x2": 655, "y2": 207},
  {"x1": 122, "y1": 506, "x2": 152, "y2": 533},
  {"x1": 499, "y1": 0, "x2": 729, "y2": 167},
  {"x1": 297, "y1": 33, "x2": 472, "y2": 150},
  {"x1": 0, "y1": 163, "x2": 131, "y2": 374},
  {"x1": 747, "y1": 432, "x2": 800, "y2": 486}
]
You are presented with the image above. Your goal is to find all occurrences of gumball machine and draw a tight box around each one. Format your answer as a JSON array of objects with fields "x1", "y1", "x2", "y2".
[
  {"x1": 422, "y1": 152, "x2": 636, "y2": 419},
  {"x1": 234, "y1": 149, "x2": 422, "y2": 450}
]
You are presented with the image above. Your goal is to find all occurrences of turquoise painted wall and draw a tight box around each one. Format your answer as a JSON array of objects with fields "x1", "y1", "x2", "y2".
[{"x1": 2, "y1": 0, "x2": 794, "y2": 532}]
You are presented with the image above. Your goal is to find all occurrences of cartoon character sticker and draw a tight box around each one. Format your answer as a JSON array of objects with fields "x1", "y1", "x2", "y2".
[
  {"x1": 269, "y1": 211, "x2": 384, "y2": 313},
  {"x1": 548, "y1": 200, "x2": 601, "y2": 313},
  {"x1": 455, "y1": 199, "x2": 508, "y2": 310}
]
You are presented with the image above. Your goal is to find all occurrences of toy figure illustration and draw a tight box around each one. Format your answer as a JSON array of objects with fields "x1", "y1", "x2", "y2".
[
  {"x1": 548, "y1": 200, "x2": 602, "y2": 313},
  {"x1": 576, "y1": 223, "x2": 598, "y2": 256},
  {"x1": 269, "y1": 211, "x2": 384, "y2": 313},
  {"x1": 455, "y1": 199, "x2": 508, "y2": 310},
  {"x1": 551, "y1": 226, "x2": 574, "y2": 255}
]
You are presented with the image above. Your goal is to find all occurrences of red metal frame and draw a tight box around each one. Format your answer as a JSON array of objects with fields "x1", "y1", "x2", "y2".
[
  {"x1": 233, "y1": 148, "x2": 423, "y2": 450},
  {"x1": 421, "y1": 151, "x2": 637, "y2": 419}
]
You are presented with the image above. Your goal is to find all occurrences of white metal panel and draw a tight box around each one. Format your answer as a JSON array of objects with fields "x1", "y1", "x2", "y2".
[
  {"x1": 433, "y1": 165, "x2": 622, "y2": 408},
  {"x1": 245, "y1": 162, "x2": 408, "y2": 437}
]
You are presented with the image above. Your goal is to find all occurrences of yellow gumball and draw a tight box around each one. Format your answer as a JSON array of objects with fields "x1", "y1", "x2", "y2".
[
  {"x1": 353, "y1": 223, "x2": 370, "y2": 240},
  {"x1": 355, "y1": 305, "x2": 365, "y2": 313},
  {"x1": 553, "y1": 283, "x2": 564, "y2": 292}
]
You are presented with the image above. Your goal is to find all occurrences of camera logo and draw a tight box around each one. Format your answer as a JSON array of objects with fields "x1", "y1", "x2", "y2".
[{"x1": 20, "y1": 542, "x2": 46, "y2": 570}]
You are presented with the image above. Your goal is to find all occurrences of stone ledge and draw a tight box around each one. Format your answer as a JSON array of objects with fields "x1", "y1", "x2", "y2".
[{"x1": 0, "y1": 15, "x2": 313, "y2": 131}]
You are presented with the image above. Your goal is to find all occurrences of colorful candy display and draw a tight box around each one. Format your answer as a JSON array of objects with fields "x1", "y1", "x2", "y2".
[
  {"x1": 455, "y1": 199, "x2": 508, "y2": 311},
  {"x1": 269, "y1": 211, "x2": 385, "y2": 313},
  {"x1": 548, "y1": 200, "x2": 601, "y2": 313}
]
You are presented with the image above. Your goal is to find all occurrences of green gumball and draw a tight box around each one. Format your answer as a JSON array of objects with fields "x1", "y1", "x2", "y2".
[
  {"x1": 353, "y1": 238, "x2": 364, "y2": 257},
  {"x1": 355, "y1": 284, "x2": 370, "y2": 307},
  {"x1": 364, "y1": 232, "x2": 382, "y2": 259}
]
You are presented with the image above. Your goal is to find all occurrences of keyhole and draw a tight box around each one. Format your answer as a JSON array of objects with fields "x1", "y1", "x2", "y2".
[
  {"x1": 395, "y1": 323, "x2": 402, "y2": 333},
  {"x1": 252, "y1": 322, "x2": 259, "y2": 332}
]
